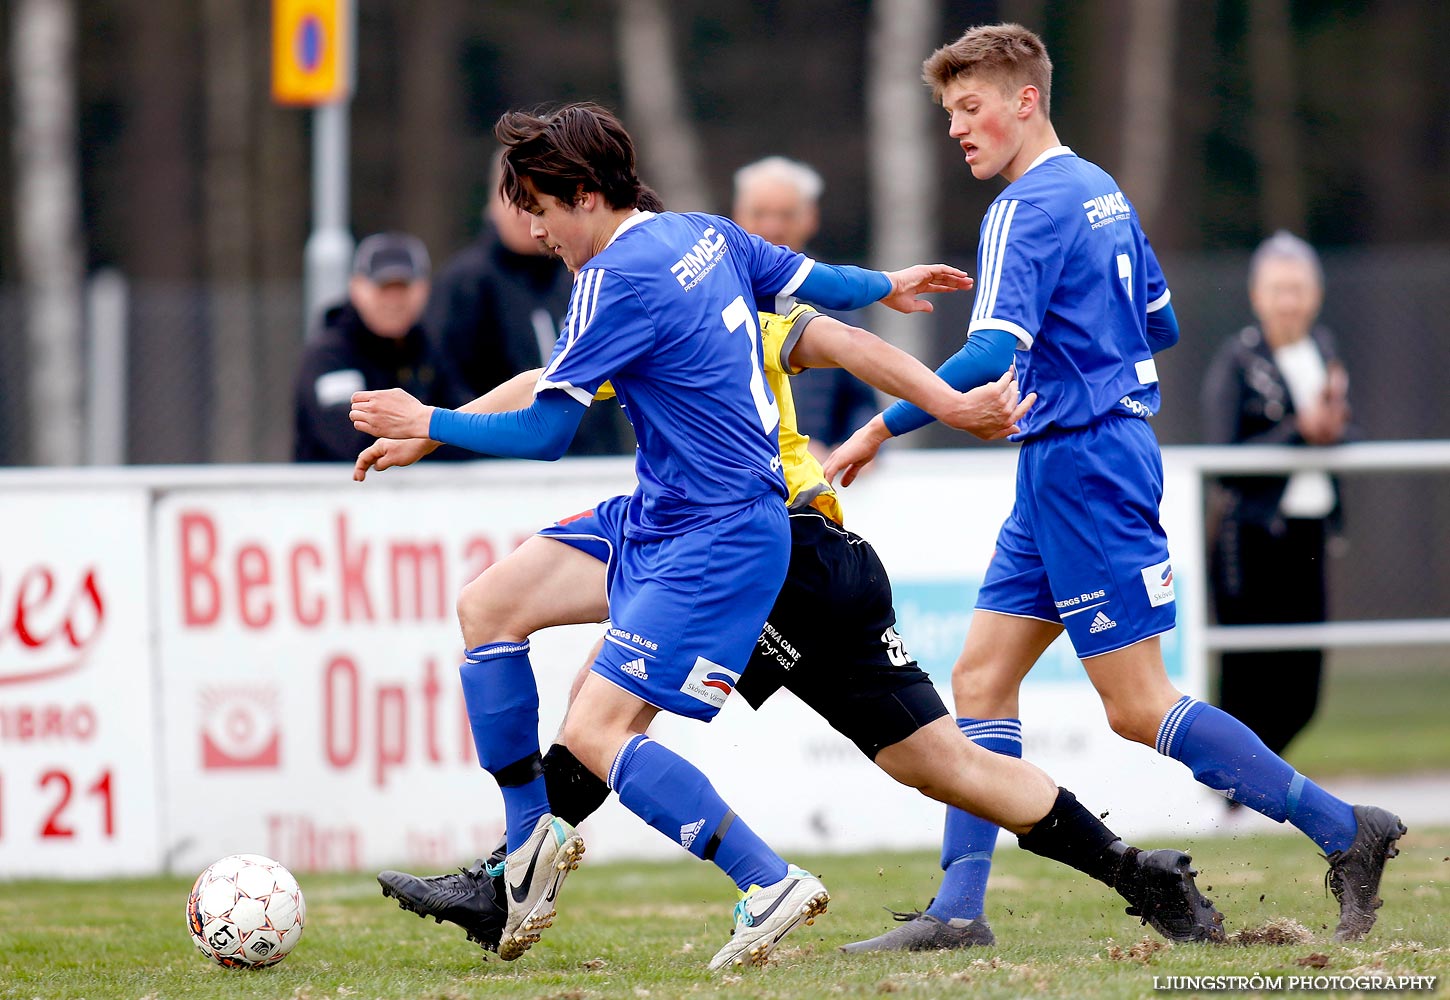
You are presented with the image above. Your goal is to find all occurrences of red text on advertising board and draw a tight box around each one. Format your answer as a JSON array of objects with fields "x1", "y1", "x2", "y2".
[
  {"x1": 0, "y1": 703, "x2": 97, "y2": 744},
  {"x1": 322, "y1": 654, "x2": 475, "y2": 788},
  {"x1": 0, "y1": 565, "x2": 105, "y2": 686},
  {"x1": 0, "y1": 768, "x2": 116, "y2": 843},
  {"x1": 177, "y1": 510, "x2": 519, "y2": 630}
]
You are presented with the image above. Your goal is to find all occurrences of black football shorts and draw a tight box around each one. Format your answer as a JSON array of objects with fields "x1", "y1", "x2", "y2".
[{"x1": 734, "y1": 509, "x2": 948, "y2": 758}]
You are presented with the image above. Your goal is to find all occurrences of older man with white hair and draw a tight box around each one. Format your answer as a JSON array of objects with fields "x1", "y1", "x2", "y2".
[{"x1": 733, "y1": 156, "x2": 880, "y2": 458}]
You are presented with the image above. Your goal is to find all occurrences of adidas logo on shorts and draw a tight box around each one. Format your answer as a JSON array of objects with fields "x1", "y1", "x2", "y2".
[
  {"x1": 680, "y1": 818, "x2": 706, "y2": 850},
  {"x1": 621, "y1": 657, "x2": 650, "y2": 680},
  {"x1": 1089, "y1": 610, "x2": 1118, "y2": 634}
]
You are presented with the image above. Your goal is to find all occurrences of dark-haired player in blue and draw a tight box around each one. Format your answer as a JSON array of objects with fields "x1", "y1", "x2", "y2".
[
  {"x1": 827, "y1": 23, "x2": 1404, "y2": 952},
  {"x1": 350, "y1": 102, "x2": 978, "y2": 968}
]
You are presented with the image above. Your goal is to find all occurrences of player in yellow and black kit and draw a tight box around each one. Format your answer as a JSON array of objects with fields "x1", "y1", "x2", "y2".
[
  {"x1": 367, "y1": 305, "x2": 1223, "y2": 959},
  {"x1": 730, "y1": 305, "x2": 948, "y2": 758}
]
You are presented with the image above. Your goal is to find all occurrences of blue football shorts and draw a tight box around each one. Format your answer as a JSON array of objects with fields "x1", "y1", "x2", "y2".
[
  {"x1": 536, "y1": 491, "x2": 789, "y2": 721},
  {"x1": 976, "y1": 415, "x2": 1178, "y2": 659}
]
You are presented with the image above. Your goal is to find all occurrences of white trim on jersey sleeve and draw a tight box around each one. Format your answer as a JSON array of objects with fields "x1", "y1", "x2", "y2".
[
  {"x1": 773, "y1": 259, "x2": 815, "y2": 313},
  {"x1": 968, "y1": 316, "x2": 1034, "y2": 349},
  {"x1": 1146, "y1": 288, "x2": 1172, "y2": 313},
  {"x1": 973, "y1": 199, "x2": 1020, "y2": 327},
  {"x1": 533, "y1": 377, "x2": 595, "y2": 407},
  {"x1": 778, "y1": 257, "x2": 815, "y2": 298}
]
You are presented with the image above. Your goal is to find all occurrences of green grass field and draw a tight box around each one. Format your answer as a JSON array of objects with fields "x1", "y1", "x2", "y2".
[
  {"x1": 3, "y1": 653, "x2": 1444, "y2": 998},
  {"x1": 1289, "y1": 648, "x2": 1450, "y2": 777},
  {"x1": 2, "y1": 827, "x2": 1445, "y2": 1000}
]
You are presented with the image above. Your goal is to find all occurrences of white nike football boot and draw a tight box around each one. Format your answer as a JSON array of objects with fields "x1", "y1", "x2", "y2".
[
  {"x1": 498, "y1": 813, "x2": 585, "y2": 961},
  {"x1": 707, "y1": 865, "x2": 829, "y2": 970}
]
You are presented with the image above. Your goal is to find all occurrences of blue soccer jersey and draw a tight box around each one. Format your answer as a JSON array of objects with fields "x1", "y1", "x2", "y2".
[
  {"x1": 535, "y1": 211, "x2": 816, "y2": 538},
  {"x1": 968, "y1": 146, "x2": 1171, "y2": 439}
]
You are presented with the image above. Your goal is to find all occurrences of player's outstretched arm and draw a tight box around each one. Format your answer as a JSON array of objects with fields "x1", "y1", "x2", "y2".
[
  {"x1": 791, "y1": 261, "x2": 973, "y2": 314},
  {"x1": 880, "y1": 263, "x2": 975, "y2": 314},
  {"x1": 790, "y1": 315, "x2": 1031, "y2": 437},
  {"x1": 820, "y1": 369, "x2": 1033, "y2": 488},
  {"x1": 353, "y1": 371, "x2": 544, "y2": 481},
  {"x1": 351, "y1": 384, "x2": 586, "y2": 461}
]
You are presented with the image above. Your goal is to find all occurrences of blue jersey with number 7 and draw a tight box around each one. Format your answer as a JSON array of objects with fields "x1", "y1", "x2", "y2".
[
  {"x1": 535, "y1": 210, "x2": 814, "y2": 539},
  {"x1": 967, "y1": 147, "x2": 1172, "y2": 440}
]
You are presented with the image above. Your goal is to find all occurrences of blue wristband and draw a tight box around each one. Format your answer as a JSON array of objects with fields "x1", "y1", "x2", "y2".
[
  {"x1": 881, "y1": 327, "x2": 1019, "y2": 437},
  {"x1": 428, "y1": 391, "x2": 586, "y2": 460},
  {"x1": 795, "y1": 262, "x2": 893, "y2": 311},
  {"x1": 1146, "y1": 301, "x2": 1179, "y2": 353}
]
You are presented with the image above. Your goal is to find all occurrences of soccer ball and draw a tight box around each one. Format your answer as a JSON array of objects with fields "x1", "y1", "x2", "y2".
[{"x1": 186, "y1": 854, "x2": 306, "y2": 968}]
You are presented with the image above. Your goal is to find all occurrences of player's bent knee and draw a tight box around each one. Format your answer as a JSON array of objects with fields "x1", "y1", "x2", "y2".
[
  {"x1": 557, "y1": 714, "x2": 611, "y2": 780},
  {"x1": 951, "y1": 660, "x2": 1018, "y2": 716},
  {"x1": 1103, "y1": 702, "x2": 1158, "y2": 747},
  {"x1": 456, "y1": 568, "x2": 527, "y2": 640}
]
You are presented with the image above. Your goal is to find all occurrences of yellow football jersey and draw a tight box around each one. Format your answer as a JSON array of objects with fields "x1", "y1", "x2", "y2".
[
  {"x1": 759, "y1": 304, "x2": 844, "y2": 525},
  {"x1": 593, "y1": 303, "x2": 843, "y2": 525}
]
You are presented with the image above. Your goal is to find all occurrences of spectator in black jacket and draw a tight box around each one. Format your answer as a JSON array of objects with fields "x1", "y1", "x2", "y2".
[
  {"x1": 425, "y1": 155, "x2": 633, "y2": 456},
  {"x1": 1202, "y1": 231, "x2": 1353, "y2": 761},
  {"x1": 294, "y1": 232, "x2": 466, "y2": 462}
]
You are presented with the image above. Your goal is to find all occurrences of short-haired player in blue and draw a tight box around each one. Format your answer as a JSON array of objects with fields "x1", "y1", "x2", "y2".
[
  {"x1": 349, "y1": 102, "x2": 978, "y2": 967},
  {"x1": 827, "y1": 24, "x2": 1404, "y2": 952}
]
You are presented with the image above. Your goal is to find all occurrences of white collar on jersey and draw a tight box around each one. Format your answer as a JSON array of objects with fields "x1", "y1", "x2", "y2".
[
  {"x1": 1023, "y1": 145, "x2": 1075, "y2": 174},
  {"x1": 604, "y1": 210, "x2": 657, "y2": 250}
]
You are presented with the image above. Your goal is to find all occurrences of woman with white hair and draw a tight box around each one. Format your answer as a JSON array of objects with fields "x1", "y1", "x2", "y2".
[{"x1": 1202, "y1": 231, "x2": 1353, "y2": 765}]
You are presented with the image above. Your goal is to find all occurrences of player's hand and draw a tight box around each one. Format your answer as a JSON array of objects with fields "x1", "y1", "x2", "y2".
[
  {"x1": 939, "y1": 367, "x2": 1037, "y2": 440},
  {"x1": 880, "y1": 264, "x2": 974, "y2": 315},
  {"x1": 823, "y1": 415, "x2": 892, "y2": 487},
  {"x1": 353, "y1": 437, "x2": 438, "y2": 482},
  {"x1": 350, "y1": 387, "x2": 433, "y2": 440}
]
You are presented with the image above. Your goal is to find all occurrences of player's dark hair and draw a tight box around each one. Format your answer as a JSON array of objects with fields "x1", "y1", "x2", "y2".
[
  {"x1": 923, "y1": 23, "x2": 1052, "y2": 116},
  {"x1": 494, "y1": 103, "x2": 659, "y2": 213}
]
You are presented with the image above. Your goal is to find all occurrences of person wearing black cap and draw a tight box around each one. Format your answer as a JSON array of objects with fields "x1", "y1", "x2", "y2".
[{"x1": 293, "y1": 232, "x2": 467, "y2": 462}]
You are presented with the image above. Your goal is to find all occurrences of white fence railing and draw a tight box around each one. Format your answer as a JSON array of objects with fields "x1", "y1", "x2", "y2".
[{"x1": 1172, "y1": 440, "x2": 1450, "y2": 652}]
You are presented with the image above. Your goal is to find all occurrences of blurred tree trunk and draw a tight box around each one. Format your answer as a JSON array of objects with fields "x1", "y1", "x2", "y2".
[
  {"x1": 253, "y1": 10, "x2": 308, "y2": 461},
  {"x1": 398, "y1": 2, "x2": 463, "y2": 256},
  {"x1": 614, "y1": 0, "x2": 710, "y2": 212},
  {"x1": 1364, "y1": 3, "x2": 1424, "y2": 241},
  {"x1": 10, "y1": 0, "x2": 84, "y2": 465},
  {"x1": 866, "y1": 0, "x2": 937, "y2": 379},
  {"x1": 202, "y1": 0, "x2": 256, "y2": 461},
  {"x1": 1248, "y1": 0, "x2": 1305, "y2": 235},
  {"x1": 123, "y1": 0, "x2": 204, "y2": 463},
  {"x1": 1117, "y1": 0, "x2": 1176, "y2": 232}
]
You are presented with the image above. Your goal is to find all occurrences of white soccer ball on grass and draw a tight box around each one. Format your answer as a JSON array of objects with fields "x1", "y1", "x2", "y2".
[{"x1": 185, "y1": 853, "x2": 306, "y2": 968}]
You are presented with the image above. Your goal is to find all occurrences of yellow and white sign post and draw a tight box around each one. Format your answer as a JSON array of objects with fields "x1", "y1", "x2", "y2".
[
  {"x1": 271, "y1": 0, "x2": 351, "y2": 106},
  {"x1": 273, "y1": 0, "x2": 355, "y2": 328}
]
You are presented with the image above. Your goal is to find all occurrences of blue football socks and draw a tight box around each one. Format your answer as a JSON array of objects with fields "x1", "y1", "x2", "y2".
[
  {"x1": 927, "y1": 718, "x2": 1023, "y2": 922},
  {"x1": 610, "y1": 734, "x2": 788, "y2": 891},
  {"x1": 458, "y1": 641, "x2": 549, "y2": 851},
  {"x1": 1157, "y1": 695, "x2": 1355, "y2": 853}
]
